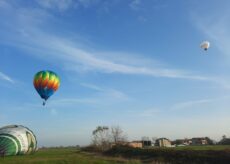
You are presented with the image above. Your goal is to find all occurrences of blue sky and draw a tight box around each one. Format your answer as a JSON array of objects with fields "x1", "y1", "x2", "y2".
[{"x1": 1, "y1": 0, "x2": 230, "y2": 146}]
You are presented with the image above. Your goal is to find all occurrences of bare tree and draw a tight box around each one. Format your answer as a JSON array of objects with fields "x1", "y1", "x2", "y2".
[
  {"x1": 141, "y1": 136, "x2": 149, "y2": 141},
  {"x1": 111, "y1": 126, "x2": 127, "y2": 144},
  {"x1": 91, "y1": 125, "x2": 128, "y2": 151},
  {"x1": 92, "y1": 126, "x2": 111, "y2": 151},
  {"x1": 141, "y1": 136, "x2": 151, "y2": 147},
  {"x1": 152, "y1": 137, "x2": 158, "y2": 146}
]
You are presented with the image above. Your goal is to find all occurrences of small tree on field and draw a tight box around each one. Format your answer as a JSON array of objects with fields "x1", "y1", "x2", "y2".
[
  {"x1": 91, "y1": 125, "x2": 127, "y2": 151},
  {"x1": 111, "y1": 126, "x2": 127, "y2": 144},
  {"x1": 92, "y1": 126, "x2": 110, "y2": 151}
]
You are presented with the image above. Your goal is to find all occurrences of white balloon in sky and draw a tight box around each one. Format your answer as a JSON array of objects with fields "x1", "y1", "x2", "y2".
[{"x1": 200, "y1": 41, "x2": 210, "y2": 51}]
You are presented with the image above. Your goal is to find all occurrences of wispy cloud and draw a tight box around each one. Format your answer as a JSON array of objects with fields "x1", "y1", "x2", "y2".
[
  {"x1": 0, "y1": 1, "x2": 227, "y2": 84},
  {"x1": 77, "y1": 0, "x2": 101, "y2": 8},
  {"x1": 129, "y1": 0, "x2": 141, "y2": 10},
  {"x1": 50, "y1": 108, "x2": 58, "y2": 116},
  {"x1": 171, "y1": 99, "x2": 212, "y2": 111},
  {"x1": 50, "y1": 98, "x2": 98, "y2": 105},
  {"x1": 36, "y1": 0, "x2": 76, "y2": 11},
  {"x1": 139, "y1": 108, "x2": 161, "y2": 117},
  {"x1": 80, "y1": 83, "x2": 104, "y2": 91},
  {"x1": 189, "y1": 7, "x2": 230, "y2": 89},
  {"x1": 192, "y1": 6, "x2": 230, "y2": 57},
  {"x1": 47, "y1": 83, "x2": 129, "y2": 107},
  {"x1": 2, "y1": 28, "x2": 208, "y2": 80},
  {"x1": 50, "y1": 87, "x2": 129, "y2": 107},
  {"x1": 80, "y1": 83, "x2": 128, "y2": 99},
  {"x1": 0, "y1": 72, "x2": 14, "y2": 84},
  {"x1": 0, "y1": 0, "x2": 10, "y2": 8},
  {"x1": 127, "y1": 96, "x2": 230, "y2": 115},
  {"x1": 170, "y1": 95, "x2": 230, "y2": 111},
  {"x1": 36, "y1": 0, "x2": 108, "y2": 11}
]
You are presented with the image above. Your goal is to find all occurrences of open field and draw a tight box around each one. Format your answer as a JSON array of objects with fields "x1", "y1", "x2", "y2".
[
  {"x1": 0, "y1": 148, "x2": 140, "y2": 164},
  {"x1": 1, "y1": 146, "x2": 230, "y2": 164},
  {"x1": 170, "y1": 145, "x2": 230, "y2": 150},
  {"x1": 146, "y1": 145, "x2": 230, "y2": 151}
]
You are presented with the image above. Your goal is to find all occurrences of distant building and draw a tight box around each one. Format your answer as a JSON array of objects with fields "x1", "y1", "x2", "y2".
[
  {"x1": 155, "y1": 138, "x2": 171, "y2": 147},
  {"x1": 128, "y1": 141, "x2": 143, "y2": 148},
  {"x1": 172, "y1": 137, "x2": 214, "y2": 146},
  {"x1": 142, "y1": 140, "x2": 152, "y2": 147},
  {"x1": 191, "y1": 138, "x2": 208, "y2": 145},
  {"x1": 172, "y1": 139, "x2": 192, "y2": 146},
  {"x1": 128, "y1": 139, "x2": 152, "y2": 148},
  {"x1": 219, "y1": 138, "x2": 230, "y2": 145}
]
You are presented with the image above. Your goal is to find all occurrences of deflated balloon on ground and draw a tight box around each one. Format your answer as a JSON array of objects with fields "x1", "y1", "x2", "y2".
[{"x1": 0, "y1": 125, "x2": 37, "y2": 156}]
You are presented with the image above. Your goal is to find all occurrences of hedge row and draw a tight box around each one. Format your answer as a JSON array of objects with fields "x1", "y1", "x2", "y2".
[{"x1": 103, "y1": 146, "x2": 230, "y2": 164}]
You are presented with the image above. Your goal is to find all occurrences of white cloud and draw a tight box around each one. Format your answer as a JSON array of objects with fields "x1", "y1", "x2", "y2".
[
  {"x1": 49, "y1": 88, "x2": 129, "y2": 107},
  {"x1": 104, "y1": 89, "x2": 128, "y2": 100},
  {"x1": 77, "y1": 0, "x2": 101, "y2": 8},
  {"x1": 80, "y1": 83, "x2": 104, "y2": 91},
  {"x1": 189, "y1": 8, "x2": 230, "y2": 89},
  {"x1": 2, "y1": 103, "x2": 42, "y2": 112},
  {"x1": 129, "y1": 0, "x2": 141, "y2": 10},
  {"x1": 80, "y1": 83, "x2": 127, "y2": 98},
  {"x1": 139, "y1": 108, "x2": 160, "y2": 117},
  {"x1": 171, "y1": 99, "x2": 212, "y2": 111},
  {"x1": 50, "y1": 98, "x2": 98, "y2": 105},
  {"x1": 0, "y1": 0, "x2": 10, "y2": 8},
  {"x1": 36, "y1": 0, "x2": 105, "y2": 11},
  {"x1": 1, "y1": 1, "x2": 229, "y2": 86},
  {"x1": 50, "y1": 108, "x2": 58, "y2": 115},
  {"x1": 192, "y1": 6, "x2": 230, "y2": 57},
  {"x1": 9, "y1": 31, "x2": 208, "y2": 80},
  {"x1": 0, "y1": 72, "x2": 14, "y2": 84},
  {"x1": 46, "y1": 83, "x2": 129, "y2": 107},
  {"x1": 137, "y1": 16, "x2": 147, "y2": 22},
  {"x1": 37, "y1": 0, "x2": 76, "y2": 11},
  {"x1": 170, "y1": 95, "x2": 230, "y2": 111}
]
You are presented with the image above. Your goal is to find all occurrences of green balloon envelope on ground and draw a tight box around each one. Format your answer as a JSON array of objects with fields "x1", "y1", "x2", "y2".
[{"x1": 0, "y1": 125, "x2": 37, "y2": 156}]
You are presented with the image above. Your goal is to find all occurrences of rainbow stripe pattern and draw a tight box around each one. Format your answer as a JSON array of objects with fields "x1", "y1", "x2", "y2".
[{"x1": 33, "y1": 70, "x2": 60, "y2": 101}]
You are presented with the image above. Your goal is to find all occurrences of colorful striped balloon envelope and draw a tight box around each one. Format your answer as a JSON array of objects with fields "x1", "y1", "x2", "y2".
[{"x1": 33, "y1": 70, "x2": 60, "y2": 106}]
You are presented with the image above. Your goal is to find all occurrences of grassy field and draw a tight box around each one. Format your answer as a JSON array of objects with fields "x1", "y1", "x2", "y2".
[
  {"x1": 1, "y1": 146, "x2": 230, "y2": 164},
  {"x1": 145, "y1": 145, "x2": 230, "y2": 150},
  {"x1": 171, "y1": 145, "x2": 230, "y2": 150},
  {"x1": 0, "y1": 148, "x2": 140, "y2": 164}
]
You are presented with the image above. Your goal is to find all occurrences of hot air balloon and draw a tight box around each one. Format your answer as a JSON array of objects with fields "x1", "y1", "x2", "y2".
[
  {"x1": 200, "y1": 41, "x2": 210, "y2": 51},
  {"x1": 33, "y1": 70, "x2": 60, "y2": 106},
  {"x1": 0, "y1": 125, "x2": 37, "y2": 156}
]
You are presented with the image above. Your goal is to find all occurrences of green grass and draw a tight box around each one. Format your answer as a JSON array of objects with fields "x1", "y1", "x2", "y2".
[
  {"x1": 172, "y1": 145, "x2": 230, "y2": 150},
  {"x1": 1, "y1": 146, "x2": 230, "y2": 164},
  {"x1": 0, "y1": 148, "x2": 140, "y2": 164},
  {"x1": 144, "y1": 145, "x2": 230, "y2": 151}
]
